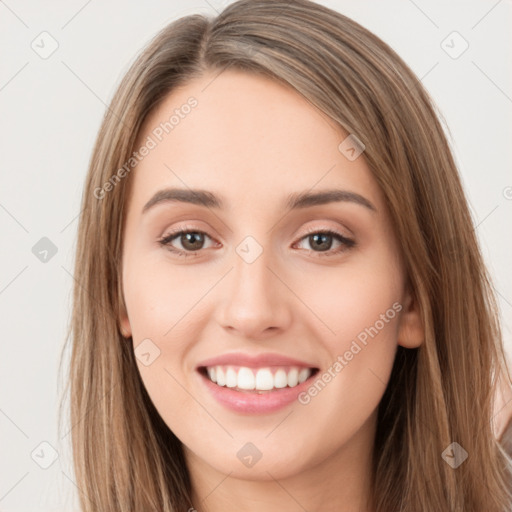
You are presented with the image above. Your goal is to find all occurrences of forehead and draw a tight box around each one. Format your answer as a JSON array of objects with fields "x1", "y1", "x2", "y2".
[{"x1": 130, "y1": 69, "x2": 381, "y2": 213}]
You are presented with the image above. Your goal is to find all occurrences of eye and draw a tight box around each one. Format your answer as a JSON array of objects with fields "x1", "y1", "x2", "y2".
[
  {"x1": 293, "y1": 228, "x2": 355, "y2": 257},
  {"x1": 158, "y1": 226, "x2": 355, "y2": 258},
  {"x1": 158, "y1": 227, "x2": 217, "y2": 258}
]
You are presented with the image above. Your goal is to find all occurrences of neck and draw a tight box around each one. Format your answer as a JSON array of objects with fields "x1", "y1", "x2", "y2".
[{"x1": 185, "y1": 411, "x2": 376, "y2": 512}]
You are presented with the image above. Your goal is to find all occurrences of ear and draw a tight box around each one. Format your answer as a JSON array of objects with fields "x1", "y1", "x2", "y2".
[
  {"x1": 397, "y1": 288, "x2": 424, "y2": 348},
  {"x1": 119, "y1": 303, "x2": 132, "y2": 339}
]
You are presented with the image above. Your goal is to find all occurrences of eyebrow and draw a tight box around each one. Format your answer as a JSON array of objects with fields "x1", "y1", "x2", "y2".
[{"x1": 142, "y1": 187, "x2": 377, "y2": 214}]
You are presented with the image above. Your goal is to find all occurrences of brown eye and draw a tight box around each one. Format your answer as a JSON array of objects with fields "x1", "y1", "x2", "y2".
[
  {"x1": 179, "y1": 232, "x2": 205, "y2": 251},
  {"x1": 308, "y1": 233, "x2": 334, "y2": 251},
  {"x1": 294, "y1": 229, "x2": 355, "y2": 257},
  {"x1": 158, "y1": 227, "x2": 355, "y2": 259},
  {"x1": 158, "y1": 229, "x2": 215, "y2": 257}
]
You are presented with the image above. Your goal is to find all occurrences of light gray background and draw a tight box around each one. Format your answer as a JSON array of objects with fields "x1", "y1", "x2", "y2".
[{"x1": 1, "y1": 0, "x2": 511, "y2": 510}]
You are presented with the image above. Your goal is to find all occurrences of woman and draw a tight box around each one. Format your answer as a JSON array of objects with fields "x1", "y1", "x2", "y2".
[{"x1": 60, "y1": 0, "x2": 512, "y2": 510}]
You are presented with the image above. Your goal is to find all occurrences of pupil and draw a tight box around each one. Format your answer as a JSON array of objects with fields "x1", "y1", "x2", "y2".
[
  {"x1": 182, "y1": 232, "x2": 204, "y2": 250},
  {"x1": 311, "y1": 233, "x2": 332, "y2": 251},
  {"x1": 179, "y1": 233, "x2": 333, "y2": 252}
]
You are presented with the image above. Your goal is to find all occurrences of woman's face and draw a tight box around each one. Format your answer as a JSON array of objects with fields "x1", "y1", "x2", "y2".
[{"x1": 119, "y1": 70, "x2": 422, "y2": 483}]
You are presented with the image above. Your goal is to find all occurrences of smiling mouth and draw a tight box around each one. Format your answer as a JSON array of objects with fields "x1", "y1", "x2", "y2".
[{"x1": 198, "y1": 365, "x2": 320, "y2": 393}]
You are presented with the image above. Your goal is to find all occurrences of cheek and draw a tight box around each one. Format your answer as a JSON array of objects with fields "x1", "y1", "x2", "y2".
[
  {"x1": 119, "y1": 242, "x2": 405, "y2": 479},
  {"x1": 291, "y1": 255, "x2": 402, "y2": 420},
  {"x1": 292, "y1": 319, "x2": 397, "y2": 474},
  {"x1": 122, "y1": 252, "x2": 213, "y2": 422},
  {"x1": 292, "y1": 249, "x2": 403, "y2": 346},
  {"x1": 123, "y1": 247, "x2": 206, "y2": 342}
]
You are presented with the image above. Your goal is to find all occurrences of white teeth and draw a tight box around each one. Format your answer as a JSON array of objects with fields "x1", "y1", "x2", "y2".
[
  {"x1": 204, "y1": 365, "x2": 313, "y2": 391},
  {"x1": 216, "y1": 367, "x2": 226, "y2": 386},
  {"x1": 287, "y1": 368, "x2": 299, "y2": 387},
  {"x1": 225, "y1": 367, "x2": 237, "y2": 388},
  {"x1": 298, "y1": 368, "x2": 310, "y2": 384},
  {"x1": 237, "y1": 367, "x2": 255, "y2": 390},
  {"x1": 274, "y1": 369, "x2": 288, "y2": 388},
  {"x1": 255, "y1": 368, "x2": 274, "y2": 390}
]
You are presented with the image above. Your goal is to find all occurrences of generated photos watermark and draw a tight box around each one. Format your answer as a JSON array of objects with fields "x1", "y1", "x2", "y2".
[
  {"x1": 94, "y1": 96, "x2": 198, "y2": 200},
  {"x1": 297, "y1": 301, "x2": 403, "y2": 405}
]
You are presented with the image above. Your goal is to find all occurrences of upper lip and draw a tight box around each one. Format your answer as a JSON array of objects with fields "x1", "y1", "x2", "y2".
[{"x1": 197, "y1": 352, "x2": 318, "y2": 369}]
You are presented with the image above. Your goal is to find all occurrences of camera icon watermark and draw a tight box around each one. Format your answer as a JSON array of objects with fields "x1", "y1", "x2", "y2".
[
  {"x1": 236, "y1": 442, "x2": 262, "y2": 468},
  {"x1": 338, "y1": 134, "x2": 365, "y2": 161},
  {"x1": 31, "y1": 31, "x2": 59, "y2": 59},
  {"x1": 32, "y1": 237, "x2": 58, "y2": 263},
  {"x1": 441, "y1": 442, "x2": 468, "y2": 469},
  {"x1": 236, "y1": 236, "x2": 263, "y2": 264},
  {"x1": 30, "y1": 441, "x2": 59, "y2": 469},
  {"x1": 440, "y1": 31, "x2": 469, "y2": 60},
  {"x1": 134, "y1": 338, "x2": 161, "y2": 366}
]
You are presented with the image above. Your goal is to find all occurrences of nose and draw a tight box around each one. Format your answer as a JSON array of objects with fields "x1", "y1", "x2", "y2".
[{"x1": 214, "y1": 243, "x2": 293, "y2": 340}]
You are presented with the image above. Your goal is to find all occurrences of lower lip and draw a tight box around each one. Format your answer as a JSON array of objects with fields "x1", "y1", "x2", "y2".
[{"x1": 198, "y1": 370, "x2": 316, "y2": 414}]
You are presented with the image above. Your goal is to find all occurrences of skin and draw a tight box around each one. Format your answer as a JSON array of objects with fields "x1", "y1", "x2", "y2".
[
  {"x1": 119, "y1": 70, "x2": 424, "y2": 512},
  {"x1": 495, "y1": 366, "x2": 512, "y2": 439}
]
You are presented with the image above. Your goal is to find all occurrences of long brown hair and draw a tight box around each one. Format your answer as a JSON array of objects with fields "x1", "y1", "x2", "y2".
[{"x1": 59, "y1": 1, "x2": 512, "y2": 510}]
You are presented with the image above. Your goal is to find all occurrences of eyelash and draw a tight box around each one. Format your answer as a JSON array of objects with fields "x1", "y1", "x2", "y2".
[{"x1": 157, "y1": 226, "x2": 355, "y2": 259}]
